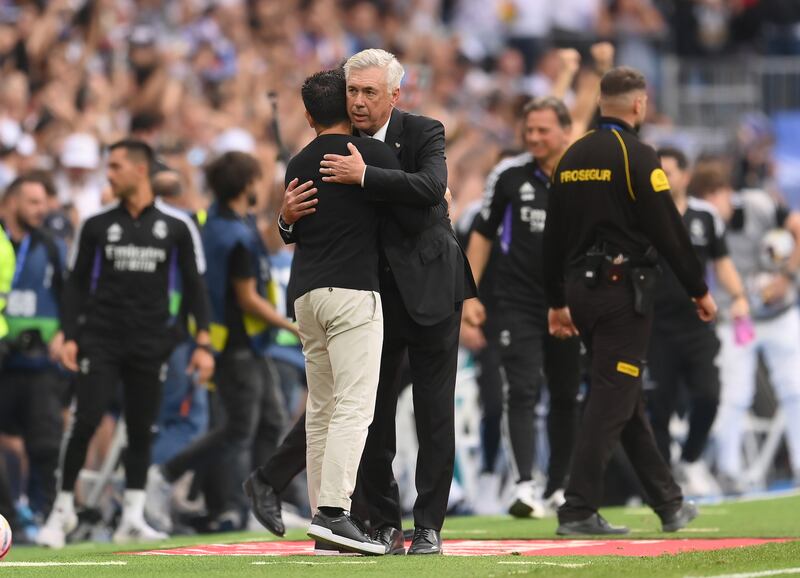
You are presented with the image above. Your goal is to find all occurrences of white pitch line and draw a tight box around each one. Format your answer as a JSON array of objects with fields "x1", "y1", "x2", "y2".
[
  {"x1": 684, "y1": 568, "x2": 800, "y2": 578},
  {"x1": 0, "y1": 561, "x2": 127, "y2": 568},
  {"x1": 252, "y1": 561, "x2": 378, "y2": 565},
  {"x1": 498, "y1": 562, "x2": 589, "y2": 568}
]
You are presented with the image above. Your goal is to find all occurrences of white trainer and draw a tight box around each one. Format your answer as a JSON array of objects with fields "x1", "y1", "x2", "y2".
[
  {"x1": 677, "y1": 460, "x2": 721, "y2": 497},
  {"x1": 546, "y1": 488, "x2": 567, "y2": 512},
  {"x1": 36, "y1": 507, "x2": 78, "y2": 549},
  {"x1": 473, "y1": 472, "x2": 503, "y2": 516},
  {"x1": 508, "y1": 480, "x2": 547, "y2": 519},
  {"x1": 144, "y1": 465, "x2": 173, "y2": 532},
  {"x1": 113, "y1": 517, "x2": 169, "y2": 544}
]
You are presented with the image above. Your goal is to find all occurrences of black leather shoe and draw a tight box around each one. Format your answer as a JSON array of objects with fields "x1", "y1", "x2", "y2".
[
  {"x1": 373, "y1": 526, "x2": 406, "y2": 555},
  {"x1": 408, "y1": 527, "x2": 442, "y2": 555},
  {"x1": 556, "y1": 513, "x2": 629, "y2": 536},
  {"x1": 242, "y1": 471, "x2": 284, "y2": 537},
  {"x1": 660, "y1": 500, "x2": 698, "y2": 532},
  {"x1": 308, "y1": 511, "x2": 385, "y2": 556}
]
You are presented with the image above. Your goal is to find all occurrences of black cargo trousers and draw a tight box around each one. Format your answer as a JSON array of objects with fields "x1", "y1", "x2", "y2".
[{"x1": 557, "y1": 277, "x2": 683, "y2": 523}]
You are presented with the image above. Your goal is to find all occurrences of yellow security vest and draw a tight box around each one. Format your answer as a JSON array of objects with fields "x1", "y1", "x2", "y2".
[{"x1": 0, "y1": 224, "x2": 15, "y2": 339}]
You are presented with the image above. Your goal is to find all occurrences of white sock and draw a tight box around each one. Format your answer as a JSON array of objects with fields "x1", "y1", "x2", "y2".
[
  {"x1": 122, "y1": 490, "x2": 147, "y2": 524},
  {"x1": 53, "y1": 491, "x2": 75, "y2": 515}
]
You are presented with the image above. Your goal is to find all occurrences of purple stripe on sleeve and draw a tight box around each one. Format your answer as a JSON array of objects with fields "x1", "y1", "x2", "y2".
[
  {"x1": 89, "y1": 247, "x2": 102, "y2": 294},
  {"x1": 499, "y1": 205, "x2": 513, "y2": 255}
]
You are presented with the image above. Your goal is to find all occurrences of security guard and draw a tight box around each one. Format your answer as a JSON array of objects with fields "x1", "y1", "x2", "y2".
[
  {"x1": 0, "y1": 221, "x2": 13, "y2": 349},
  {"x1": 146, "y1": 151, "x2": 295, "y2": 534},
  {"x1": 0, "y1": 175, "x2": 68, "y2": 520},
  {"x1": 543, "y1": 67, "x2": 717, "y2": 535}
]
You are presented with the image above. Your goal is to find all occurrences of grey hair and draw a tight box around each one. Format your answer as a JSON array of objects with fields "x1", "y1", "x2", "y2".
[{"x1": 344, "y1": 49, "x2": 405, "y2": 95}]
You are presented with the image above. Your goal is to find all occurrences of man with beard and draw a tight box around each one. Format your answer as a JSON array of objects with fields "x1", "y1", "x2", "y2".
[
  {"x1": 544, "y1": 67, "x2": 715, "y2": 535},
  {"x1": 0, "y1": 174, "x2": 67, "y2": 521},
  {"x1": 37, "y1": 139, "x2": 214, "y2": 548}
]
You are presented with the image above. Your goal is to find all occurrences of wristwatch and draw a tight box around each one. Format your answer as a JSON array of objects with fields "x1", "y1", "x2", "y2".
[{"x1": 278, "y1": 214, "x2": 294, "y2": 234}]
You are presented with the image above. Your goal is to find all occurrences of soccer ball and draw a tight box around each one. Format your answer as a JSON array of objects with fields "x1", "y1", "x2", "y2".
[{"x1": 0, "y1": 514, "x2": 11, "y2": 559}]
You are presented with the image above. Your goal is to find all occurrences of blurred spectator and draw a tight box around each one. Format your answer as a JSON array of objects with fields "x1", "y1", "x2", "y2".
[
  {"x1": 0, "y1": 174, "x2": 67, "y2": 520},
  {"x1": 54, "y1": 132, "x2": 104, "y2": 224},
  {"x1": 694, "y1": 160, "x2": 800, "y2": 491}
]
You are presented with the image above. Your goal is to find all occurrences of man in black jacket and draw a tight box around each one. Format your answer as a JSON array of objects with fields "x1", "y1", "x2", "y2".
[
  {"x1": 245, "y1": 49, "x2": 475, "y2": 555},
  {"x1": 543, "y1": 67, "x2": 715, "y2": 535}
]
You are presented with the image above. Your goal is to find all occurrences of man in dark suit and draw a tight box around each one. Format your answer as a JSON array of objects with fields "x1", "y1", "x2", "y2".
[{"x1": 244, "y1": 49, "x2": 475, "y2": 555}]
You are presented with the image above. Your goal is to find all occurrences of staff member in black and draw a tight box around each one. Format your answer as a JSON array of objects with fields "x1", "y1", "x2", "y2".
[
  {"x1": 543, "y1": 67, "x2": 716, "y2": 535},
  {"x1": 464, "y1": 97, "x2": 581, "y2": 517},
  {"x1": 248, "y1": 48, "x2": 475, "y2": 555},
  {"x1": 37, "y1": 139, "x2": 214, "y2": 548},
  {"x1": 647, "y1": 147, "x2": 748, "y2": 490}
]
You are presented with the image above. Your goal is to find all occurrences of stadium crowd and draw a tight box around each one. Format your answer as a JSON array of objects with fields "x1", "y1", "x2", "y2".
[{"x1": 0, "y1": 0, "x2": 798, "y2": 546}]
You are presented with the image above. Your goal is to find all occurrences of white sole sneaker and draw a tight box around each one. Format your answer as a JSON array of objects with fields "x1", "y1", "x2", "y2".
[
  {"x1": 112, "y1": 523, "x2": 169, "y2": 544},
  {"x1": 509, "y1": 498, "x2": 547, "y2": 519},
  {"x1": 308, "y1": 524, "x2": 385, "y2": 556},
  {"x1": 36, "y1": 512, "x2": 78, "y2": 549}
]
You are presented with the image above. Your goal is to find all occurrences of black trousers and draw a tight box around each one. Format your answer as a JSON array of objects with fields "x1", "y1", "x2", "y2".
[
  {"x1": 647, "y1": 325, "x2": 720, "y2": 464},
  {"x1": 558, "y1": 280, "x2": 682, "y2": 523},
  {"x1": 360, "y1": 284, "x2": 462, "y2": 532},
  {"x1": 0, "y1": 367, "x2": 64, "y2": 516},
  {"x1": 543, "y1": 331, "x2": 582, "y2": 496},
  {"x1": 474, "y1": 313, "x2": 503, "y2": 474},
  {"x1": 258, "y1": 286, "x2": 461, "y2": 531},
  {"x1": 62, "y1": 333, "x2": 173, "y2": 492},
  {"x1": 496, "y1": 305, "x2": 581, "y2": 488}
]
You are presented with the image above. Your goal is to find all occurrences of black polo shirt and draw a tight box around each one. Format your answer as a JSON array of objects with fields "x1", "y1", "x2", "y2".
[{"x1": 654, "y1": 197, "x2": 727, "y2": 332}]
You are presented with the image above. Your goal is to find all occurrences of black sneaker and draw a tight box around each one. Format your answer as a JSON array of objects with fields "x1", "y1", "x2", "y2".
[
  {"x1": 313, "y1": 540, "x2": 360, "y2": 556},
  {"x1": 308, "y1": 511, "x2": 385, "y2": 556}
]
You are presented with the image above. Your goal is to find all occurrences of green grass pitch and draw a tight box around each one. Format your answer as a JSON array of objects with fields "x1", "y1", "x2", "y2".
[{"x1": 2, "y1": 493, "x2": 799, "y2": 577}]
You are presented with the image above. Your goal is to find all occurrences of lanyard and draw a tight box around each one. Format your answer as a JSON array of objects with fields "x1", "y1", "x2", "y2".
[{"x1": 12, "y1": 234, "x2": 30, "y2": 286}]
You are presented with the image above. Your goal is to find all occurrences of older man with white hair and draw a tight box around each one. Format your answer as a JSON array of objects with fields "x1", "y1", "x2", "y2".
[{"x1": 245, "y1": 49, "x2": 475, "y2": 556}]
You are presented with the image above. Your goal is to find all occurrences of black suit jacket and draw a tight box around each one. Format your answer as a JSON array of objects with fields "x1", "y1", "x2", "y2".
[
  {"x1": 367, "y1": 108, "x2": 475, "y2": 326},
  {"x1": 281, "y1": 108, "x2": 476, "y2": 326}
]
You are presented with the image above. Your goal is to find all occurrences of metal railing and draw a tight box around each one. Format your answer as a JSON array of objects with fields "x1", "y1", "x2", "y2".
[{"x1": 659, "y1": 55, "x2": 800, "y2": 127}]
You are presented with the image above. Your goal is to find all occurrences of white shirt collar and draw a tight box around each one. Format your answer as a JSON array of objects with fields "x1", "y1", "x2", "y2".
[{"x1": 361, "y1": 115, "x2": 391, "y2": 142}]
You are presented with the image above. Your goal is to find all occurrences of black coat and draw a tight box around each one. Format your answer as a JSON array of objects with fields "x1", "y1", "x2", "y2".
[{"x1": 367, "y1": 108, "x2": 475, "y2": 326}]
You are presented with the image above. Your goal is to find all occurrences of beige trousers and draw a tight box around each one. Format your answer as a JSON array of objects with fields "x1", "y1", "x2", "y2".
[{"x1": 294, "y1": 287, "x2": 383, "y2": 512}]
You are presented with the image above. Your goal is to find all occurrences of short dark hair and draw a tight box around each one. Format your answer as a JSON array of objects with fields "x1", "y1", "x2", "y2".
[
  {"x1": 22, "y1": 169, "x2": 57, "y2": 198},
  {"x1": 657, "y1": 147, "x2": 689, "y2": 171},
  {"x1": 3, "y1": 173, "x2": 49, "y2": 201},
  {"x1": 522, "y1": 96, "x2": 572, "y2": 128},
  {"x1": 688, "y1": 159, "x2": 730, "y2": 198},
  {"x1": 600, "y1": 66, "x2": 647, "y2": 98},
  {"x1": 109, "y1": 138, "x2": 155, "y2": 168},
  {"x1": 205, "y1": 151, "x2": 262, "y2": 204},
  {"x1": 301, "y1": 68, "x2": 348, "y2": 128}
]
